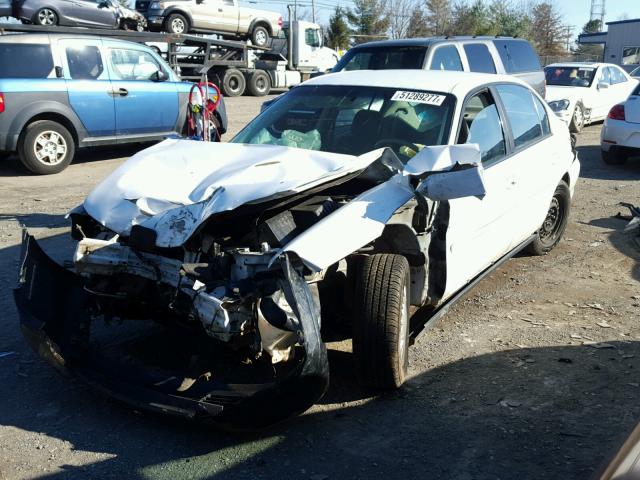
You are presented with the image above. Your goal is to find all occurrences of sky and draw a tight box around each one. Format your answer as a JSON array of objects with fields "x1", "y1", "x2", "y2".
[{"x1": 239, "y1": 0, "x2": 640, "y2": 40}]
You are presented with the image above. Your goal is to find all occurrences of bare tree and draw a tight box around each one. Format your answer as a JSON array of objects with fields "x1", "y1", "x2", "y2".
[
  {"x1": 388, "y1": 0, "x2": 414, "y2": 39},
  {"x1": 425, "y1": 0, "x2": 451, "y2": 35},
  {"x1": 529, "y1": 1, "x2": 570, "y2": 56}
]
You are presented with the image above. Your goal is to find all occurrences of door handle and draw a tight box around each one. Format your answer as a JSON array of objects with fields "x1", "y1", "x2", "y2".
[
  {"x1": 218, "y1": 7, "x2": 223, "y2": 11},
  {"x1": 108, "y1": 88, "x2": 129, "y2": 97},
  {"x1": 507, "y1": 177, "x2": 517, "y2": 189}
]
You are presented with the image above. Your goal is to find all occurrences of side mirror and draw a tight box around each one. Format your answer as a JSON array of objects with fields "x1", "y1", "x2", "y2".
[
  {"x1": 98, "y1": 1, "x2": 110, "y2": 8},
  {"x1": 416, "y1": 164, "x2": 486, "y2": 201},
  {"x1": 598, "y1": 81, "x2": 609, "y2": 90},
  {"x1": 151, "y1": 69, "x2": 168, "y2": 82}
]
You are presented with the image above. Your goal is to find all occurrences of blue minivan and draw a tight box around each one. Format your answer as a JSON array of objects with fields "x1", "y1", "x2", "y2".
[{"x1": 0, "y1": 33, "x2": 227, "y2": 174}]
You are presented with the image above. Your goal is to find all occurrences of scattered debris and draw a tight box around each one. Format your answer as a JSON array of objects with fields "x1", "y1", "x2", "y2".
[
  {"x1": 0, "y1": 351, "x2": 16, "y2": 359},
  {"x1": 588, "y1": 242, "x2": 602, "y2": 247},
  {"x1": 622, "y1": 354, "x2": 635, "y2": 359},
  {"x1": 499, "y1": 400, "x2": 522, "y2": 408},
  {"x1": 596, "y1": 321, "x2": 613, "y2": 329},
  {"x1": 584, "y1": 303, "x2": 604, "y2": 311},
  {"x1": 570, "y1": 334, "x2": 582, "y2": 339},
  {"x1": 628, "y1": 383, "x2": 640, "y2": 388}
]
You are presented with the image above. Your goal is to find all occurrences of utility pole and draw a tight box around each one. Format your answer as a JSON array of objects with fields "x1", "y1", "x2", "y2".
[{"x1": 311, "y1": 0, "x2": 316, "y2": 22}]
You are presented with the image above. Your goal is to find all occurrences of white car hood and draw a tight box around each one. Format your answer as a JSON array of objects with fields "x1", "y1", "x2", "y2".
[{"x1": 545, "y1": 85, "x2": 584, "y2": 104}]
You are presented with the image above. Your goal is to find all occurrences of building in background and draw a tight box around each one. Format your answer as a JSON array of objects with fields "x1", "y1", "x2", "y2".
[{"x1": 578, "y1": 18, "x2": 640, "y2": 72}]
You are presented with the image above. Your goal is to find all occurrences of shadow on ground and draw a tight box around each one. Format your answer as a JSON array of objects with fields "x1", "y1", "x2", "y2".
[
  {"x1": 1, "y1": 236, "x2": 639, "y2": 480},
  {"x1": 577, "y1": 144, "x2": 640, "y2": 181}
]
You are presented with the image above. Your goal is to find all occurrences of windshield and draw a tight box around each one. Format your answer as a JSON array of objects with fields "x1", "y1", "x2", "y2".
[
  {"x1": 631, "y1": 66, "x2": 640, "y2": 77},
  {"x1": 333, "y1": 46, "x2": 428, "y2": 72},
  {"x1": 544, "y1": 66, "x2": 596, "y2": 87},
  {"x1": 232, "y1": 85, "x2": 455, "y2": 159}
]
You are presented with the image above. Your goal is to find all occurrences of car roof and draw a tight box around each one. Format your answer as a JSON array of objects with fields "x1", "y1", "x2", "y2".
[
  {"x1": 545, "y1": 62, "x2": 609, "y2": 68},
  {"x1": 304, "y1": 69, "x2": 529, "y2": 97},
  {"x1": 350, "y1": 36, "x2": 525, "y2": 49},
  {"x1": 0, "y1": 32, "x2": 150, "y2": 49}
]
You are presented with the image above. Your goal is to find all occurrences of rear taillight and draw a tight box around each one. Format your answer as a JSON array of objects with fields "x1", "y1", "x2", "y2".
[
  {"x1": 278, "y1": 16, "x2": 282, "y2": 27},
  {"x1": 608, "y1": 103, "x2": 625, "y2": 121},
  {"x1": 0, "y1": 93, "x2": 4, "y2": 114}
]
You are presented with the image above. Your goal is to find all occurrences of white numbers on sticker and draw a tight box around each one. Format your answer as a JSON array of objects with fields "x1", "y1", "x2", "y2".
[{"x1": 391, "y1": 91, "x2": 446, "y2": 106}]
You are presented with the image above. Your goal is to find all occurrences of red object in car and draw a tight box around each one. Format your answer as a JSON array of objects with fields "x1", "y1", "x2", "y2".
[
  {"x1": 0, "y1": 93, "x2": 4, "y2": 114},
  {"x1": 278, "y1": 16, "x2": 282, "y2": 27},
  {"x1": 608, "y1": 103, "x2": 626, "y2": 121}
]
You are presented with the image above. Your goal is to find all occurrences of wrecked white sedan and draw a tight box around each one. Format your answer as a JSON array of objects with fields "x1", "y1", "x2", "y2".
[{"x1": 15, "y1": 70, "x2": 580, "y2": 428}]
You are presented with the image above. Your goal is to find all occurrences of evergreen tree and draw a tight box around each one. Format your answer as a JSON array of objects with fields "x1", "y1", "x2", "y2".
[
  {"x1": 326, "y1": 6, "x2": 350, "y2": 50},
  {"x1": 346, "y1": 0, "x2": 390, "y2": 44}
]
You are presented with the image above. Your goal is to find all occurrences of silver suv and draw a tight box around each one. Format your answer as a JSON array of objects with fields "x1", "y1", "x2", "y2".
[
  {"x1": 333, "y1": 37, "x2": 546, "y2": 98},
  {"x1": 137, "y1": 0, "x2": 282, "y2": 46}
]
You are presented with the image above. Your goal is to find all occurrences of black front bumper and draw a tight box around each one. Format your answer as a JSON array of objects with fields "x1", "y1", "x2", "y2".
[{"x1": 14, "y1": 233, "x2": 329, "y2": 429}]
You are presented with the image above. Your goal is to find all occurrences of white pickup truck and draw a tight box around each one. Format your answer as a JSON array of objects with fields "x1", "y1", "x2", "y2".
[{"x1": 137, "y1": 0, "x2": 282, "y2": 46}]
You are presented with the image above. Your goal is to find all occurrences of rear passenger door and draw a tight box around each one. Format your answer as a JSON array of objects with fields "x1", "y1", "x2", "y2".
[
  {"x1": 493, "y1": 84, "x2": 560, "y2": 243},
  {"x1": 442, "y1": 89, "x2": 520, "y2": 298},
  {"x1": 462, "y1": 43, "x2": 496, "y2": 74},
  {"x1": 428, "y1": 45, "x2": 463, "y2": 71},
  {"x1": 104, "y1": 43, "x2": 180, "y2": 136},
  {"x1": 59, "y1": 38, "x2": 115, "y2": 137}
]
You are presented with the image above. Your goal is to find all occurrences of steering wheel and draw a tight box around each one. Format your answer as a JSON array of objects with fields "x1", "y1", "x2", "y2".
[{"x1": 373, "y1": 138, "x2": 421, "y2": 158}]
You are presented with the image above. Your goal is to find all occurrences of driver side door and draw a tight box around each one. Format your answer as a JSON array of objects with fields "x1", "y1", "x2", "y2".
[
  {"x1": 69, "y1": 0, "x2": 118, "y2": 28},
  {"x1": 104, "y1": 42, "x2": 180, "y2": 137}
]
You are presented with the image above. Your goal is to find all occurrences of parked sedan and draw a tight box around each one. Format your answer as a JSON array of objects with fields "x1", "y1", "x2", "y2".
[
  {"x1": 17, "y1": 0, "x2": 146, "y2": 30},
  {"x1": 601, "y1": 82, "x2": 640, "y2": 164},
  {"x1": 15, "y1": 70, "x2": 579, "y2": 428},
  {"x1": 545, "y1": 62, "x2": 638, "y2": 132}
]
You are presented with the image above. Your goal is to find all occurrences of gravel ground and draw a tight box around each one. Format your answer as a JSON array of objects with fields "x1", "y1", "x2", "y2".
[{"x1": 0, "y1": 97, "x2": 639, "y2": 480}]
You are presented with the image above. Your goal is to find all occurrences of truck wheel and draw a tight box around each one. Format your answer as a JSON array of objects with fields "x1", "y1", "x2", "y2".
[
  {"x1": 35, "y1": 8, "x2": 58, "y2": 25},
  {"x1": 222, "y1": 69, "x2": 246, "y2": 97},
  {"x1": 251, "y1": 25, "x2": 270, "y2": 47},
  {"x1": 247, "y1": 70, "x2": 271, "y2": 96},
  {"x1": 602, "y1": 148, "x2": 628, "y2": 165},
  {"x1": 18, "y1": 120, "x2": 74, "y2": 175},
  {"x1": 165, "y1": 13, "x2": 188, "y2": 34},
  {"x1": 352, "y1": 253, "x2": 410, "y2": 389},
  {"x1": 525, "y1": 181, "x2": 570, "y2": 255},
  {"x1": 569, "y1": 103, "x2": 584, "y2": 133}
]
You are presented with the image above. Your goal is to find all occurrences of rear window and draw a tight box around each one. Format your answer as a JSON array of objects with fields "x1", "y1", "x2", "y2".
[
  {"x1": 463, "y1": 44, "x2": 496, "y2": 74},
  {"x1": 0, "y1": 44, "x2": 54, "y2": 78},
  {"x1": 334, "y1": 46, "x2": 427, "y2": 71},
  {"x1": 633, "y1": 83, "x2": 640, "y2": 96},
  {"x1": 494, "y1": 40, "x2": 541, "y2": 73}
]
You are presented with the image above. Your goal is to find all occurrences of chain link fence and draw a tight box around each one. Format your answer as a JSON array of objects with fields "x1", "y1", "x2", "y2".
[{"x1": 539, "y1": 54, "x2": 602, "y2": 66}]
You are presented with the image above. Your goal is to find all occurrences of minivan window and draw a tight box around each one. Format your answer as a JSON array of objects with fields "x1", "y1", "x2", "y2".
[
  {"x1": 335, "y1": 46, "x2": 427, "y2": 71},
  {"x1": 494, "y1": 40, "x2": 541, "y2": 73},
  {"x1": 109, "y1": 48, "x2": 164, "y2": 81},
  {"x1": 463, "y1": 44, "x2": 496, "y2": 74},
  {"x1": 0, "y1": 44, "x2": 54, "y2": 78},
  {"x1": 66, "y1": 46, "x2": 104, "y2": 80},
  {"x1": 495, "y1": 84, "x2": 543, "y2": 149},
  {"x1": 429, "y1": 45, "x2": 463, "y2": 71}
]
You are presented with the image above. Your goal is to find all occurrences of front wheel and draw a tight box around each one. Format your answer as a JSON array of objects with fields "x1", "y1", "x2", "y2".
[
  {"x1": 352, "y1": 253, "x2": 410, "y2": 389},
  {"x1": 18, "y1": 120, "x2": 75, "y2": 175},
  {"x1": 251, "y1": 25, "x2": 270, "y2": 46},
  {"x1": 569, "y1": 103, "x2": 584, "y2": 133},
  {"x1": 165, "y1": 13, "x2": 188, "y2": 34},
  {"x1": 526, "y1": 181, "x2": 571, "y2": 255}
]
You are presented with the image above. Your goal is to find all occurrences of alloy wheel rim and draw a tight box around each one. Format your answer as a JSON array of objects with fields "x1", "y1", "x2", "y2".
[
  {"x1": 33, "y1": 131, "x2": 67, "y2": 166},
  {"x1": 255, "y1": 30, "x2": 267, "y2": 45},
  {"x1": 38, "y1": 9, "x2": 56, "y2": 25}
]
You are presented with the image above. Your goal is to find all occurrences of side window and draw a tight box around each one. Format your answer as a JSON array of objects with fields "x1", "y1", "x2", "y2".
[
  {"x1": 496, "y1": 84, "x2": 544, "y2": 149},
  {"x1": 0, "y1": 44, "x2": 54, "y2": 78},
  {"x1": 494, "y1": 40, "x2": 541, "y2": 73},
  {"x1": 109, "y1": 48, "x2": 164, "y2": 81},
  {"x1": 610, "y1": 66, "x2": 628, "y2": 84},
  {"x1": 599, "y1": 67, "x2": 611, "y2": 85},
  {"x1": 66, "y1": 46, "x2": 104, "y2": 80},
  {"x1": 429, "y1": 45, "x2": 463, "y2": 71},
  {"x1": 457, "y1": 91, "x2": 506, "y2": 164},
  {"x1": 532, "y1": 94, "x2": 550, "y2": 136},
  {"x1": 305, "y1": 28, "x2": 320, "y2": 47},
  {"x1": 223, "y1": 0, "x2": 234, "y2": 5},
  {"x1": 463, "y1": 43, "x2": 496, "y2": 74}
]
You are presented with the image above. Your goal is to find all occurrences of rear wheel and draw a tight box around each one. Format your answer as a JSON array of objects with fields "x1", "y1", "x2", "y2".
[
  {"x1": 18, "y1": 120, "x2": 74, "y2": 175},
  {"x1": 352, "y1": 253, "x2": 410, "y2": 389},
  {"x1": 251, "y1": 25, "x2": 270, "y2": 46},
  {"x1": 165, "y1": 13, "x2": 188, "y2": 34},
  {"x1": 222, "y1": 68, "x2": 246, "y2": 97},
  {"x1": 247, "y1": 70, "x2": 270, "y2": 96},
  {"x1": 34, "y1": 8, "x2": 58, "y2": 25},
  {"x1": 602, "y1": 148, "x2": 628, "y2": 165},
  {"x1": 526, "y1": 181, "x2": 570, "y2": 255}
]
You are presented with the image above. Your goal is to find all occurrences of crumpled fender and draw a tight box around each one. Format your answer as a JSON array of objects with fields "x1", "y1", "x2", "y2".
[{"x1": 14, "y1": 232, "x2": 329, "y2": 430}]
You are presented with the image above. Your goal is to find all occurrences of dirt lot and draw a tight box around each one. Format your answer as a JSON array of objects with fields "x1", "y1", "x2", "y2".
[{"x1": 1, "y1": 95, "x2": 639, "y2": 480}]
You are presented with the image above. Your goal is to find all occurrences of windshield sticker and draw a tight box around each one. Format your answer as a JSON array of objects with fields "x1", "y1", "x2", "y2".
[{"x1": 391, "y1": 91, "x2": 446, "y2": 106}]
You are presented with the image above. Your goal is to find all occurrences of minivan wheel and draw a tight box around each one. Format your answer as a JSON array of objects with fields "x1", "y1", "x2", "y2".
[
  {"x1": 569, "y1": 103, "x2": 584, "y2": 133},
  {"x1": 251, "y1": 25, "x2": 269, "y2": 46},
  {"x1": 35, "y1": 8, "x2": 58, "y2": 25},
  {"x1": 222, "y1": 68, "x2": 246, "y2": 97},
  {"x1": 352, "y1": 253, "x2": 410, "y2": 389},
  {"x1": 165, "y1": 13, "x2": 188, "y2": 34},
  {"x1": 19, "y1": 120, "x2": 75, "y2": 175},
  {"x1": 526, "y1": 181, "x2": 571, "y2": 255}
]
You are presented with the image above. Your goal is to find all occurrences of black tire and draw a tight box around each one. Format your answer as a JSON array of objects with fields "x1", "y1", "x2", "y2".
[
  {"x1": 18, "y1": 120, "x2": 75, "y2": 175},
  {"x1": 251, "y1": 25, "x2": 270, "y2": 46},
  {"x1": 247, "y1": 70, "x2": 271, "y2": 96},
  {"x1": 165, "y1": 13, "x2": 188, "y2": 34},
  {"x1": 569, "y1": 103, "x2": 584, "y2": 133},
  {"x1": 222, "y1": 68, "x2": 246, "y2": 97},
  {"x1": 34, "y1": 7, "x2": 58, "y2": 26},
  {"x1": 352, "y1": 253, "x2": 410, "y2": 389},
  {"x1": 526, "y1": 181, "x2": 570, "y2": 256},
  {"x1": 602, "y1": 148, "x2": 628, "y2": 165}
]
